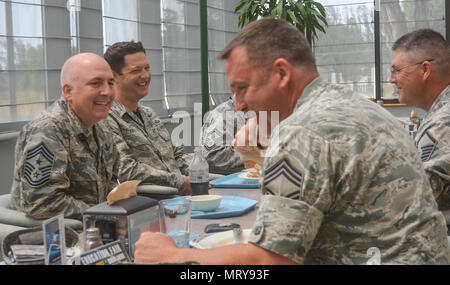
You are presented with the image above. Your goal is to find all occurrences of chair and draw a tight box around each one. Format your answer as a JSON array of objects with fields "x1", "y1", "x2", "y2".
[
  {"x1": 136, "y1": 173, "x2": 225, "y2": 200},
  {"x1": 0, "y1": 194, "x2": 82, "y2": 262},
  {"x1": 0, "y1": 194, "x2": 82, "y2": 229}
]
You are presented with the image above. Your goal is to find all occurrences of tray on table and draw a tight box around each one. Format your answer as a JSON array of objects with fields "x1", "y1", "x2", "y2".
[
  {"x1": 209, "y1": 171, "x2": 260, "y2": 189},
  {"x1": 176, "y1": 196, "x2": 258, "y2": 219}
]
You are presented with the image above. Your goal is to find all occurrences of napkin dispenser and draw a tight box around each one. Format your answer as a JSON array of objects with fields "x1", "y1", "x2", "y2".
[{"x1": 82, "y1": 196, "x2": 160, "y2": 258}]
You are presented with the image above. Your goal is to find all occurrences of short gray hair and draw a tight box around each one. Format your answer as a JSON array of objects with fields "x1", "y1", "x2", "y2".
[{"x1": 392, "y1": 29, "x2": 450, "y2": 76}]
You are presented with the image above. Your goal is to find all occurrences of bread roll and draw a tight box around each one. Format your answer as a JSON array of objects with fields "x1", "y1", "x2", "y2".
[{"x1": 107, "y1": 180, "x2": 142, "y2": 205}]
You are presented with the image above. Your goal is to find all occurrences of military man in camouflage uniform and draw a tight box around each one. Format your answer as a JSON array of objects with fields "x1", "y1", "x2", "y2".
[
  {"x1": 104, "y1": 41, "x2": 191, "y2": 194},
  {"x1": 199, "y1": 95, "x2": 247, "y2": 174},
  {"x1": 10, "y1": 53, "x2": 128, "y2": 220},
  {"x1": 134, "y1": 18, "x2": 448, "y2": 265},
  {"x1": 390, "y1": 29, "x2": 449, "y2": 212}
]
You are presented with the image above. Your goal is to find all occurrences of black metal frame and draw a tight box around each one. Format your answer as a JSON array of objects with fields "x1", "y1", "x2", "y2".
[{"x1": 446, "y1": 0, "x2": 450, "y2": 44}]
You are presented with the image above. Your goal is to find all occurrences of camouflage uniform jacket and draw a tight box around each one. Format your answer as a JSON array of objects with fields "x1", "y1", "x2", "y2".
[
  {"x1": 200, "y1": 97, "x2": 247, "y2": 174},
  {"x1": 414, "y1": 85, "x2": 449, "y2": 211},
  {"x1": 10, "y1": 99, "x2": 122, "y2": 220},
  {"x1": 105, "y1": 100, "x2": 190, "y2": 192},
  {"x1": 248, "y1": 78, "x2": 449, "y2": 265}
]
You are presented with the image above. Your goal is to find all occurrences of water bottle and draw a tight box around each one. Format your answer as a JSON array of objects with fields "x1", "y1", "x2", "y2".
[{"x1": 189, "y1": 147, "x2": 209, "y2": 196}]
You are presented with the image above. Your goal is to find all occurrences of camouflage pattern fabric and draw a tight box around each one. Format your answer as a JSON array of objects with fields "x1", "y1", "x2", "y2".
[
  {"x1": 10, "y1": 99, "x2": 123, "y2": 220},
  {"x1": 414, "y1": 85, "x2": 450, "y2": 211},
  {"x1": 199, "y1": 97, "x2": 247, "y2": 174},
  {"x1": 248, "y1": 78, "x2": 449, "y2": 265},
  {"x1": 105, "y1": 100, "x2": 190, "y2": 193}
]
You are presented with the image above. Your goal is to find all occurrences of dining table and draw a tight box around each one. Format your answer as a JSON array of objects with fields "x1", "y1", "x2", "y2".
[{"x1": 190, "y1": 187, "x2": 261, "y2": 236}]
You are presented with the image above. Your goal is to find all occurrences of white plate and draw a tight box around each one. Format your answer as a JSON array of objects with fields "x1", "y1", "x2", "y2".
[{"x1": 190, "y1": 229, "x2": 251, "y2": 249}]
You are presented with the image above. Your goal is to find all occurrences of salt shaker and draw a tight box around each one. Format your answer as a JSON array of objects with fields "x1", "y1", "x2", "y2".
[{"x1": 84, "y1": 227, "x2": 103, "y2": 251}]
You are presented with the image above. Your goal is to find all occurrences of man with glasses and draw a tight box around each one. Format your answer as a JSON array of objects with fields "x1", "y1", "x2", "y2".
[
  {"x1": 103, "y1": 41, "x2": 192, "y2": 195},
  {"x1": 390, "y1": 29, "x2": 449, "y2": 212}
]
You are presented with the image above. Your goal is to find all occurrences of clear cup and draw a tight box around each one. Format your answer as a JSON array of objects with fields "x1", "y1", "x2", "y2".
[{"x1": 159, "y1": 198, "x2": 191, "y2": 248}]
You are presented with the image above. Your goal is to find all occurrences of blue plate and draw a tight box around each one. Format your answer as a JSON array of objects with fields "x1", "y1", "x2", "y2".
[
  {"x1": 189, "y1": 196, "x2": 258, "y2": 219},
  {"x1": 164, "y1": 196, "x2": 258, "y2": 219},
  {"x1": 209, "y1": 171, "x2": 260, "y2": 189}
]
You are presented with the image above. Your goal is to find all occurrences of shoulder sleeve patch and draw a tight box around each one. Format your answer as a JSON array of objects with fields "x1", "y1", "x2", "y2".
[
  {"x1": 203, "y1": 128, "x2": 223, "y2": 151},
  {"x1": 23, "y1": 142, "x2": 55, "y2": 188},
  {"x1": 417, "y1": 131, "x2": 437, "y2": 162},
  {"x1": 263, "y1": 158, "x2": 303, "y2": 199}
]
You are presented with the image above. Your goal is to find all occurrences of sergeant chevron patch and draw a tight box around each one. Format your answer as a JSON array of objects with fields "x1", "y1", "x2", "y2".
[
  {"x1": 204, "y1": 128, "x2": 222, "y2": 151},
  {"x1": 24, "y1": 142, "x2": 54, "y2": 188},
  {"x1": 263, "y1": 158, "x2": 303, "y2": 199},
  {"x1": 417, "y1": 131, "x2": 437, "y2": 162}
]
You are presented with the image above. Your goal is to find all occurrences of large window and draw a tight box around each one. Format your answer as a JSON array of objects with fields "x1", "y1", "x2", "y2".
[
  {"x1": 103, "y1": 0, "x2": 240, "y2": 117},
  {"x1": 0, "y1": 0, "x2": 103, "y2": 131},
  {"x1": 314, "y1": 0, "x2": 375, "y2": 98},
  {"x1": 103, "y1": 0, "x2": 165, "y2": 115},
  {"x1": 0, "y1": 0, "x2": 46, "y2": 126},
  {"x1": 314, "y1": 0, "x2": 447, "y2": 101},
  {"x1": 0, "y1": 0, "x2": 447, "y2": 131},
  {"x1": 380, "y1": 0, "x2": 446, "y2": 100},
  {"x1": 161, "y1": 0, "x2": 240, "y2": 115},
  {"x1": 0, "y1": 0, "x2": 240, "y2": 129}
]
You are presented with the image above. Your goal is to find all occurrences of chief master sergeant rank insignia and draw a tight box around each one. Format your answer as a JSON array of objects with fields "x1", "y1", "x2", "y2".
[{"x1": 23, "y1": 142, "x2": 54, "y2": 187}]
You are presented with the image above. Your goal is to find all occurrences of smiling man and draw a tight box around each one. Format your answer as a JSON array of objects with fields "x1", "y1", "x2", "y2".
[
  {"x1": 103, "y1": 41, "x2": 191, "y2": 195},
  {"x1": 390, "y1": 29, "x2": 450, "y2": 211},
  {"x1": 134, "y1": 19, "x2": 448, "y2": 265},
  {"x1": 10, "y1": 53, "x2": 127, "y2": 220}
]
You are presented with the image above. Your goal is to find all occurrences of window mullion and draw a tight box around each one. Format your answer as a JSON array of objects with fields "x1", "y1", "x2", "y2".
[{"x1": 5, "y1": 0, "x2": 17, "y2": 121}]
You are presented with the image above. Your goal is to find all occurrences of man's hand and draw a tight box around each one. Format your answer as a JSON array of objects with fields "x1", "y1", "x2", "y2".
[
  {"x1": 233, "y1": 117, "x2": 265, "y2": 166},
  {"x1": 133, "y1": 231, "x2": 298, "y2": 265},
  {"x1": 134, "y1": 232, "x2": 179, "y2": 264}
]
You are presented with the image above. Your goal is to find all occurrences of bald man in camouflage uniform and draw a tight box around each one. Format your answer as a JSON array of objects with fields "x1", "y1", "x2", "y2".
[
  {"x1": 199, "y1": 96, "x2": 247, "y2": 174},
  {"x1": 390, "y1": 29, "x2": 450, "y2": 212},
  {"x1": 10, "y1": 53, "x2": 127, "y2": 220},
  {"x1": 134, "y1": 18, "x2": 448, "y2": 265},
  {"x1": 104, "y1": 41, "x2": 191, "y2": 194}
]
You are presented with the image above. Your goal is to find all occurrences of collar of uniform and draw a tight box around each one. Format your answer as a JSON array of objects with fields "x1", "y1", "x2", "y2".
[
  {"x1": 293, "y1": 77, "x2": 324, "y2": 111},
  {"x1": 111, "y1": 99, "x2": 144, "y2": 122},
  {"x1": 427, "y1": 85, "x2": 449, "y2": 115},
  {"x1": 58, "y1": 98, "x2": 93, "y2": 137},
  {"x1": 110, "y1": 100, "x2": 129, "y2": 118}
]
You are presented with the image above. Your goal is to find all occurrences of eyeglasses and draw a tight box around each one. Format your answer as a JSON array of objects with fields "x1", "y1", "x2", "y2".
[{"x1": 390, "y1": 58, "x2": 434, "y2": 78}]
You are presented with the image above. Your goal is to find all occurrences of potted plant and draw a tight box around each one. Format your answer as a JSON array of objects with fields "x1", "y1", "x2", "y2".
[{"x1": 234, "y1": 0, "x2": 328, "y2": 44}]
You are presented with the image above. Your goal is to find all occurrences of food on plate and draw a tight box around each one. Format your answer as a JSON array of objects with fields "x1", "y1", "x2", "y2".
[{"x1": 239, "y1": 163, "x2": 261, "y2": 179}]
